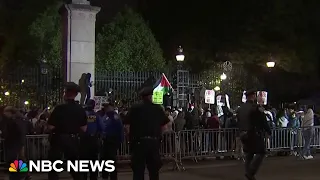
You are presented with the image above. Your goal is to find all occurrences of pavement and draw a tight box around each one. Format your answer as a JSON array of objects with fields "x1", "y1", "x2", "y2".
[{"x1": 1, "y1": 156, "x2": 319, "y2": 180}]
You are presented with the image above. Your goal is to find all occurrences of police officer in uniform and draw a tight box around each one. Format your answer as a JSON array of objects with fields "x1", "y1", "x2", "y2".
[
  {"x1": 237, "y1": 89, "x2": 271, "y2": 180},
  {"x1": 125, "y1": 87, "x2": 169, "y2": 180},
  {"x1": 47, "y1": 82, "x2": 88, "y2": 180},
  {"x1": 80, "y1": 99, "x2": 104, "y2": 180}
]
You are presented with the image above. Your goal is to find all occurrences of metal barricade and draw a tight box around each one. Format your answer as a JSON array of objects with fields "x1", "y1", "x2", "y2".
[
  {"x1": 177, "y1": 129, "x2": 240, "y2": 164},
  {"x1": 267, "y1": 128, "x2": 292, "y2": 153},
  {"x1": 0, "y1": 127, "x2": 319, "y2": 169}
]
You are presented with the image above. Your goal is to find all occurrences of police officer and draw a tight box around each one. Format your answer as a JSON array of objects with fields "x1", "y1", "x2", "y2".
[
  {"x1": 47, "y1": 82, "x2": 87, "y2": 180},
  {"x1": 80, "y1": 99, "x2": 104, "y2": 180},
  {"x1": 101, "y1": 103, "x2": 124, "y2": 180},
  {"x1": 237, "y1": 89, "x2": 271, "y2": 180},
  {"x1": 125, "y1": 87, "x2": 169, "y2": 180}
]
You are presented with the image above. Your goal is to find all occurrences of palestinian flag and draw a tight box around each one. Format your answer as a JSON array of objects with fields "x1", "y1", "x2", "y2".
[{"x1": 153, "y1": 73, "x2": 172, "y2": 95}]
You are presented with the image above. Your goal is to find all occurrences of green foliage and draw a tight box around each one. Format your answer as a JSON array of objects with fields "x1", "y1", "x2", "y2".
[
  {"x1": 0, "y1": 0, "x2": 61, "y2": 67},
  {"x1": 96, "y1": 7, "x2": 166, "y2": 72},
  {"x1": 29, "y1": 1, "x2": 63, "y2": 67}
]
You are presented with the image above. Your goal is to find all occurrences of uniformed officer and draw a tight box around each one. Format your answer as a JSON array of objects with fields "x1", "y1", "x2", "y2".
[
  {"x1": 237, "y1": 89, "x2": 271, "y2": 180},
  {"x1": 101, "y1": 103, "x2": 124, "y2": 180},
  {"x1": 47, "y1": 82, "x2": 88, "y2": 180},
  {"x1": 80, "y1": 99, "x2": 104, "y2": 180},
  {"x1": 125, "y1": 86, "x2": 170, "y2": 180}
]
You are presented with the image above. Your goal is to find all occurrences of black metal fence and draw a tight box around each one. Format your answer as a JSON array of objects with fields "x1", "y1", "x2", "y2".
[
  {"x1": 0, "y1": 64, "x2": 259, "y2": 108},
  {"x1": 0, "y1": 66, "x2": 63, "y2": 108}
]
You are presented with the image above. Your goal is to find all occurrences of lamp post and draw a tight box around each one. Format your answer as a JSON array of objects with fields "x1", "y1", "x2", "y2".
[
  {"x1": 220, "y1": 73, "x2": 227, "y2": 80},
  {"x1": 175, "y1": 46, "x2": 187, "y2": 108},
  {"x1": 40, "y1": 57, "x2": 48, "y2": 108},
  {"x1": 176, "y1": 46, "x2": 185, "y2": 62},
  {"x1": 265, "y1": 54, "x2": 275, "y2": 105},
  {"x1": 266, "y1": 54, "x2": 276, "y2": 68}
]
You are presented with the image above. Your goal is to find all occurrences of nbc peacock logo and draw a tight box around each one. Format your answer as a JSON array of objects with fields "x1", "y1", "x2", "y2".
[{"x1": 9, "y1": 160, "x2": 28, "y2": 172}]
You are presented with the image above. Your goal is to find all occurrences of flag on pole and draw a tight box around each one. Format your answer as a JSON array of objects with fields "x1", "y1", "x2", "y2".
[{"x1": 153, "y1": 73, "x2": 172, "y2": 95}]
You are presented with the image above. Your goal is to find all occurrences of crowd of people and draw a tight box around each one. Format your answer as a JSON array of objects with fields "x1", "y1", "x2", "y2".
[{"x1": 0, "y1": 96, "x2": 319, "y2": 179}]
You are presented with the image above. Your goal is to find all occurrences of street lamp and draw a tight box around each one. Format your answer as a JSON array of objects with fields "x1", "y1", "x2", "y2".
[
  {"x1": 24, "y1": 101, "x2": 29, "y2": 105},
  {"x1": 176, "y1": 46, "x2": 185, "y2": 62},
  {"x1": 220, "y1": 73, "x2": 227, "y2": 80},
  {"x1": 40, "y1": 57, "x2": 48, "y2": 108},
  {"x1": 40, "y1": 58, "x2": 48, "y2": 75},
  {"x1": 4, "y1": 91, "x2": 10, "y2": 96},
  {"x1": 266, "y1": 54, "x2": 276, "y2": 68},
  {"x1": 266, "y1": 61, "x2": 275, "y2": 68},
  {"x1": 214, "y1": 86, "x2": 220, "y2": 91}
]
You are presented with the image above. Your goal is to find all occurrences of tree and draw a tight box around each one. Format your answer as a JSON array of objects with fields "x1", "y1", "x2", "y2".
[
  {"x1": 96, "y1": 7, "x2": 166, "y2": 72},
  {"x1": 28, "y1": 1, "x2": 62, "y2": 67},
  {"x1": 0, "y1": 0, "x2": 61, "y2": 68}
]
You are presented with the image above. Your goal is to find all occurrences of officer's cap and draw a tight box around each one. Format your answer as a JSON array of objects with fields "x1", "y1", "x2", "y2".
[
  {"x1": 139, "y1": 86, "x2": 154, "y2": 97},
  {"x1": 86, "y1": 99, "x2": 96, "y2": 108},
  {"x1": 245, "y1": 89, "x2": 256, "y2": 96},
  {"x1": 64, "y1": 82, "x2": 80, "y2": 93}
]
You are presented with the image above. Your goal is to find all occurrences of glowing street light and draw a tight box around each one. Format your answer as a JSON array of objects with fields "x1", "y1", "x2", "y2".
[
  {"x1": 24, "y1": 101, "x2": 29, "y2": 105},
  {"x1": 176, "y1": 46, "x2": 185, "y2": 62},
  {"x1": 21, "y1": 79, "x2": 25, "y2": 83},
  {"x1": 220, "y1": 73, "x2": 227, "y2": 80},
  {"x1": 266, "y1": 61, "x2": 275, "y2": 68},
  {"x1": 266, "y1": 54, "x2": 276, "y2": 68},
  {"x1": 214, "y1": 86, "x2": 220, "y2": 91},
  {"x1": 4, "y1": 91, "x2": 10, "y2": 96}
]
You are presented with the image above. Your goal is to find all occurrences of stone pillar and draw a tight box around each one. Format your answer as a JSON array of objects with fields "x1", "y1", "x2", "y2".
[{"x1": 62, "y1": 0, "x2": 100, "y2": 102}]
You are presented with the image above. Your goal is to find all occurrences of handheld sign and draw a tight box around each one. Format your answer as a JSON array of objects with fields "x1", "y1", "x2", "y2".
[
  {"x1": 257, "y1": 91, "x2": 268, "y2": 105},
  {"x1": 205, "y1": 90, "x2": 215, "y2": 104},
  {"x1": 152, "y1": 91, "x2": 164, "y2": 104}
]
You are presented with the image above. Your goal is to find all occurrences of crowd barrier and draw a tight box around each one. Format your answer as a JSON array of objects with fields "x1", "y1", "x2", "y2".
[{"x1": 0, "y1": 127, "x2": 319, "y2": 170}]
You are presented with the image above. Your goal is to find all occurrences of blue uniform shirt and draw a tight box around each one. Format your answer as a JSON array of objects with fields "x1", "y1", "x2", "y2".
[
  {"x1": 102, "y1": 111, "x2": 124, "y2": 142},
  {"x1": 85, "y1": 110, "x2": 104, "y2": 135}
]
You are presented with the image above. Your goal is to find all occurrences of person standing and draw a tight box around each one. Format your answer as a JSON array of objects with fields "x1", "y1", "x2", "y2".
[
  {"x1": 80, "y1": 99, "x2": 105, "y2": 180},
  {"x1": 237, "y1": 89, "x2": 271, "y2": 180},
  {"x1": 101, "y1": 103, "x2": 124, "y2": 180},
  {"x1": 125, "y1": 87, "x2": 169, "y2": 180},
  {"x1": 47, "y1": 82, "x2": 88, "y2": 180},
  {"x1": 1, "y1": 106, "x2": 27, "y2": 180},
  {"x1": 301, "y1": 105, "x2": 314, "y2": 159}
]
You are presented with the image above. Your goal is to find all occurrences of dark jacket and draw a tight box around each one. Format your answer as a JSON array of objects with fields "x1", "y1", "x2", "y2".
[
  {"x1": 102, "y1": 111, "x2": 124, "y2": 143},
  {"x1": 238, "y1": 100, "x2": 271, "y2": 154}
]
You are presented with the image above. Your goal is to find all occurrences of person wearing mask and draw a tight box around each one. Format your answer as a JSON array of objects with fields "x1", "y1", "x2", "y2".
[
  {"x1": 237, "y1": 89, "x2": 271, "y2": 180},
  {"x1": 80, "y1": 99, "x2": 104, "y2": 180},
  {"x1": 125, "y1": 87, "x2": 169, "y2": 180},
  {"x1": 101, "y1": 103, "x2": 124, "y2": 180},
  {"x1": 47, "y1": 82, "x2": 87, "y2": 180},
  {"x1": 301, "y1": 105, "x2": 314, "y2": 159}
]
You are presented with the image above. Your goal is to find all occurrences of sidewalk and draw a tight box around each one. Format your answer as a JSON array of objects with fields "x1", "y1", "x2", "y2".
[{"x1": 1, "y1": 156, "x2": 319, "y2": 180}]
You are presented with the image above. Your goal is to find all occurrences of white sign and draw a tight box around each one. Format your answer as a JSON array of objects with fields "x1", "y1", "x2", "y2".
[
  {"x1": 257, "y1": 91, "x2": 268, "y2": 105},
  {"x1": 205, "y1": 90, "x2": 215, "y2": 104},
  {"x1": 93, "y1": 96, "x2": 108, "y2": 112},
  {"x1": 217, "y1": 94, "x2": 230, "y2": 109}
]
